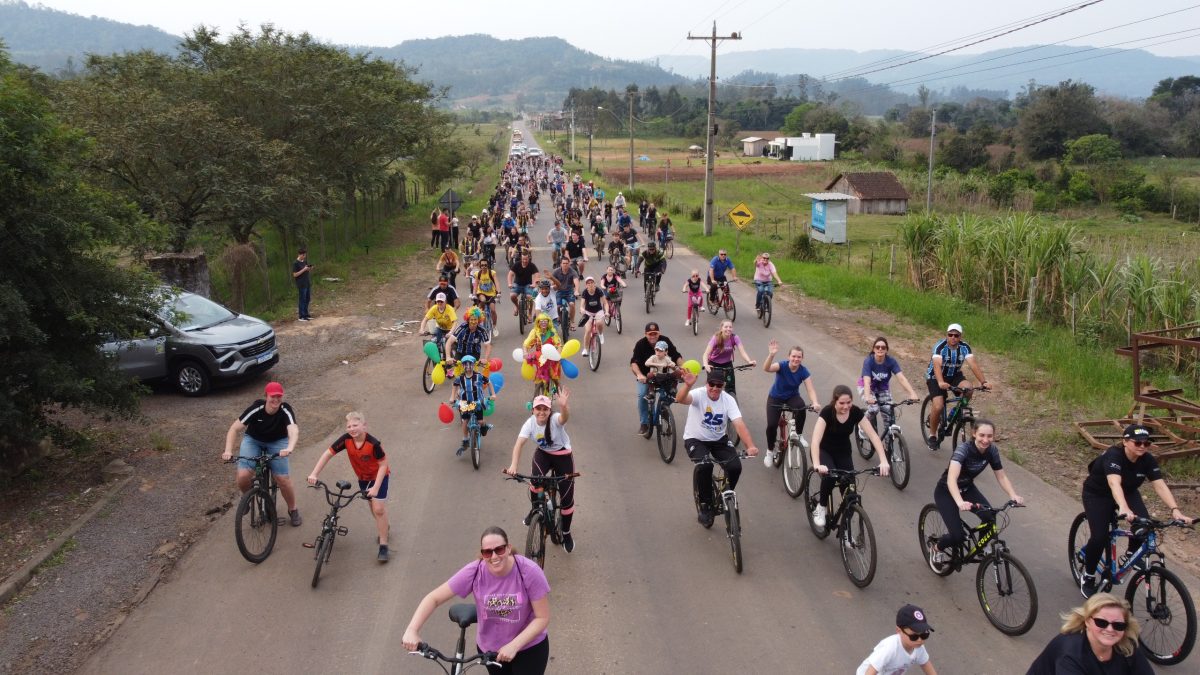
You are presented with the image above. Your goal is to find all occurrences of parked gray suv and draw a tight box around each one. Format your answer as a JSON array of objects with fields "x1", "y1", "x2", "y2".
[{"x1": 102, "y1": 290, "x2": 279, "y2": 396}]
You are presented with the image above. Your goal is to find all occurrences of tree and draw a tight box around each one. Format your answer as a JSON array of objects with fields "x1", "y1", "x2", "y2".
[
  {"x1": 937, "y1": 134, "x2": 990, "y2": 173},
  {"x1": 1064, "y1": 134, "x2": 1121, "y2": 167},
  {"x1": 0, "y1": 49, "x2": 162, "y2": 459},
  {"x1": 1016, "y1": 80, "x2": 1108, "y2": 160},
  {"x1": 780, "y1": 102, "x2": 817, "y2": 135}
]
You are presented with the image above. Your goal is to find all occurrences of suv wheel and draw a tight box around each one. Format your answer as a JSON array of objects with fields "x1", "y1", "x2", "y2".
[{"x1": 173, "y1": 359, "x2": 211, "y2": 397}]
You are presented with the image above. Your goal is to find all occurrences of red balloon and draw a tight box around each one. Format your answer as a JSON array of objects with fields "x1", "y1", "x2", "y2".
[
  {"x1": 437, "y1": 403, "x2": 454, "y2": 424},
  {"x1": 489, "y1": 358, "x2": 503, "y2": 372}
]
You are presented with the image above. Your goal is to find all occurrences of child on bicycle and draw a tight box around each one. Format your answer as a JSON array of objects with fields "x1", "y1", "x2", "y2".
[
  {"x1": 682, "y1": 270, "x2": 708, "y2": 327},
  {"x1": 643, "y1": 341, "x2": 679, "y2": 403},
  {"x1": 856, "y1": 604, "x2": 938, "y2": 675},
  {"x1": 307, "y1": 411, "x2": 392, "y2": 562},
  {"x1": 449, "y1": 355, "x2": 494, "y2": 457}
]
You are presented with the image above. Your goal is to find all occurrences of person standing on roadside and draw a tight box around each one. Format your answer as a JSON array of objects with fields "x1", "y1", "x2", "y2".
[
  {"x1": 293, "y1": 248, "x2": 313, "y2": 322},
  {"x1": 222, "y1": 382, "x2": 302, "y2": 526},
  {"x1": 437, "y1": 208, "x2": 452, "y2": 250},
  {"x1": 924, "y1": 323, "x2": 989, "y2": 450}
]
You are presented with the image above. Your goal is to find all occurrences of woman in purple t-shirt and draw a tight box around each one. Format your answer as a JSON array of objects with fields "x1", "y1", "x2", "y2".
[
  {"x1": 403, "y1": 526, "x2": 551, "y2": 674},
  {"x1": 702, "y1": 320, "x2": 756, "y2": 397}
]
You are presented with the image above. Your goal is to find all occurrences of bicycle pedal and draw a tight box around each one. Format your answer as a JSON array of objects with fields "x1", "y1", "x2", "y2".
[
  {"x1": 336, "y1": 526, "x2": 350, "y2": 536},
  {"x1": 302, "y1": 542, "x2": 316, "y2": 549}
]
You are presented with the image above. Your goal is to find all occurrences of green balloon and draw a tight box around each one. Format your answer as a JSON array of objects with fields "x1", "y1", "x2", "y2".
[
  {"x1": 423, "y1": 341, "x2": 440, "y2": 361},
  {"x1": 483, "y1": 400, "x2": 496, "y2": 417}
]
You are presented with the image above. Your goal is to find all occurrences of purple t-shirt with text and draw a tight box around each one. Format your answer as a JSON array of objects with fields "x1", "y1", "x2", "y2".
[
  {"x1": 707, "y1": 334, "x2": 742, "y2": 365},
  {"x1": 447, "y1": 555, "x2": 550, "y2": 652}
]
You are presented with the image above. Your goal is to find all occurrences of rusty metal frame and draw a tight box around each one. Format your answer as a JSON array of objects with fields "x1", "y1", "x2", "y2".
[{"x1": 1114, "y1": 322, "x2": 1200, "y2": 416}]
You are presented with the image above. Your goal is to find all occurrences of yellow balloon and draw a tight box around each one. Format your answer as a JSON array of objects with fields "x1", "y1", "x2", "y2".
[
  {"x1": 521, "y1": 362, "x2": 535, "y2": 381},
  {"x1": 453, "y1": 363, "x2": 464, "y2": 377},
  {"x1": 431, "y1": 363, "x2": 446, "y2": 385},
  {"x1": 561, "y1": 338, "x2": 581, "y2": 359},
  {"x1": 683, "y1": 359, "x2": 702, "y2": 376}
]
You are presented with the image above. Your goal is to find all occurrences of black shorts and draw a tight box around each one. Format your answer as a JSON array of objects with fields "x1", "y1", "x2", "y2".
[{"x1": 925, "y1": 373, "x2": 966, "y2": 398}]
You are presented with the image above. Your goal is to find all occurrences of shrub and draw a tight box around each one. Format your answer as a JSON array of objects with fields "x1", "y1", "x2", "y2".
[
  {"x1": 788, "y1": 233, "x2": 825, "y2": 262},
  {"x1": 689, "y1": 204, "x2": 704, "y2": 221}
]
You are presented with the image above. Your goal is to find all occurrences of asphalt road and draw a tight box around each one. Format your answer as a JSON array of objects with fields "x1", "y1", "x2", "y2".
[{"x1": 82, "y1": 123, "x2": 1196, "y2": 674}]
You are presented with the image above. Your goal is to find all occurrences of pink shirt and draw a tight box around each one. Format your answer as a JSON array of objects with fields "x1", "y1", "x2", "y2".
[
  {"x1": 753, "y1": 260, "x2": 777, "y2": 282},
  {"x1": 447, "y1": 555, "x2": 550, "y2": 652}
]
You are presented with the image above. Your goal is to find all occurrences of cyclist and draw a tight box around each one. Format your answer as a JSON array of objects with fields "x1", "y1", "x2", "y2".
[
  {"x1": 306, "y1": 411, "x2": 391, "y2": 562},
  {"x1": 924, "y1": 323, "x2": 990, "y2": 451},
  {"x1": 550, "y1": 256, "x2": 580, "y2": 330},
  {"x1": 523, "y1": 314, "x2": 563, "y2": 392},
  {"x1": 402, "y1": 526, "x2": 550, "y2": 672},
  {"x1": 563, "y1": 231, "x2": 588, "y2": 278},
  {"x1": 620, "y1": 220, "x2": 640, "y2": 273},
  {"x1": 607, "y1": 232, "x2": 627, "y2": 274},
  {"x1": 630, "y1": 322, "x2": 684, "y2": 437},
  {"x1": 221, "y1": 382, "x2": 301, "y2": 527},
  {"x1": 532, "y1": 279, "x2": 557, "y2": 321},
  {"x1": 505, "y1": 389, "x2": 577, "y2": 553},
  {"x1": 656, "y1": 213, "x2": 674, "y2": 248},
  {"x1": 481, "y1": 226, "x2": 498, "y2": 267},
  {"x1": 763, "y1": 340, "x2": 820, "y2": 467},
  {"x1": 425, "y1": 274, "x2": 460, "y2": 311},
  {"x1": 449, "y1": 355, "x2": 495, "y2": 457},
  {"x1": 421, "y1": 293, "x2": 457, "y2": 344},
  {"x1": 444, "y1": 307, "x2": 493, "y2": 365},
  {"x1": 809, "y1": 385, "x2": 890, "y2": 529},
  {"x1": 472, "y1": 259, "x2": 500, "y2": 337},
  {"x1": 640, "y1": 241, "x2": 668, "y2": 292},
  {"x1": 752, "y1": 252, "x2": 783, "y2": 312},
  {"x1": 546, "y1": 220, "x2": 567, "y2": 264},
  {"x1": 613, "y1": 191, "x2": 626, "y2": 212},
  {"x1": 507, "y1": 251, "x2": 540, "y2": 317},
  {"x1": 681, "y1": 270, "x2": 708, "y2": 327},
  {"x1": 707, "y1": 249, "x2": 737, "y2": 305},
  {"x1": 436, "y1": 247, "x2": 461, "y2": 288},
  {"x1": 1078, "y1": 423, "x2": 1194, "y2": 597},
  {"x1": 857, "y1": 604, "x2": 938, "y2": 675},
  {"x1": 859, "y1": 336, "x2": 920, "y2": 438},
  {"x1": 702, "y1": 320, "x2": 756, "y2": 397},
  {"x1": 675, "y1": 368, "x2": 759, "y2": 528},
  {"x1": 599, "y1": 266, "x2": 626, "y2": 318},
  {"x1": 927, "y1": 419, "x2": 1023, "y2": 571},
  {"x1": 577, "y1": 277, "x2": 606, "y2": 355},
  {"x1": 461, "y1": 228, "x2": 480, "y2": 264}
]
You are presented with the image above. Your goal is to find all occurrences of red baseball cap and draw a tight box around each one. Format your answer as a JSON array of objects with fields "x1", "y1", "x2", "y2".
[{"x1": 264, "y1": 382, "x2": 284, "y2": 396}]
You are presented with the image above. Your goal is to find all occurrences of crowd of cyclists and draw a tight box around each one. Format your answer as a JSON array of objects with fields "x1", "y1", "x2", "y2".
[{"x1": 224, "y1": 136, "x2": 1195, "y2": 674}]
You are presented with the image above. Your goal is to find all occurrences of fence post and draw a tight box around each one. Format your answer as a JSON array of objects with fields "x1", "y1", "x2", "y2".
[
  {"x1": 869, "y1": 247, "x2": 875, "y2": 275},
  {"x1": 1070, "y1": 293, "x2": 1077, "y2": 335},
  {"x1": 1025, "y1": 276, "x2": 1038, "y2": 324},
  {"x1": 888, "y1": 244, "x2": 896, "y2": 282},
  {"x1": 789, "y1": 215, "x2": 795, "y2": 241}
]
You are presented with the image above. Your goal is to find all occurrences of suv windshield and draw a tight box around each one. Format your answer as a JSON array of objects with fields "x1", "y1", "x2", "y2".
[{"x1": 163, "y1": 293, "x2": 235, "y2": 331}]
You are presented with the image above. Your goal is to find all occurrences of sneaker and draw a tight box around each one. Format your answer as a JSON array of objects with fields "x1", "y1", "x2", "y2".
[
  {"x1": 522, "y1": 511, "x2": 534, "y2": 527},
  {"x1": 1080, "y1": 573, "x2": 1099, "y2": 598},
  {"x1": 926, "y1": 435, "x2": 939, "y2": 451},
  {"x1": 481, "y1": 423, "x2": 493, "y2": 437},
  {"x1": 812, "y1": 505, "x2": 827, "y2": 529},
  {"x1": 598, "y1": 334, "x2": 604, "y2": 344},
  {"x1": 685, "y1": 320, "x2": 691, "y2": 327},
  {"x1": 764, "y1": 449, "x2": 776, "y2": 467},
  {"x1": 697, "y1": 506, "x2": 715, "y2": 528},
  {"x1": 581, "y1": 348, "x2": 588, "y2": 356},
  {"x1": 289, "y1": 509, "x2": 302, "y2": 527},
  {"x1": 377, "y1": 545, "x2": 389, "y2": 563},
  {"x1": 927, "y1": 540, "x2": 950, "y2": 573},
  {"x1": 456, "y1": 440, "x2": 467, "y2": 457},
  {"x1": 637, "y1": 424, "x2": 649, "y2": 436},
  {"x1": 298, "y1": 317, "x2": 310, "y2": 322},
  {"x1": 492, "y1": 329, "x2": 499, "y2": 338},
  {"x1": 562, "y1": 532, "x2": 575, "y2": 553}
]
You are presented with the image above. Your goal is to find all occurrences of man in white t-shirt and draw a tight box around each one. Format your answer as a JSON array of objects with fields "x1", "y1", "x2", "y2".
[
  {"x1": 856, "y1": 604, "x2": 938, "y2": 675},
  {"x1": 676, "y1": 368, "x2": 758, "y2": 527}
]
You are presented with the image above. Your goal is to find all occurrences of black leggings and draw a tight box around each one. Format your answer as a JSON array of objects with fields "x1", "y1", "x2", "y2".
[
  {"x1": 1082, "y1": 489, "x2": 1148, "y2": 573},
  {"x1": 708, "y1": 361, "x2": 737, "y2": 396},
  {"x1": 531, "y1": 450, "x2": 575, "y2": 532},
  {"x1": 818, "y1": 449, "x2": 855, "y2": 506},
  {"x1": 934, "y1": 482, "x2": 992, "y2": 550},
  {"x1": 766, "y1": 396, "x2": 807, "y2": 452},
  {"x1": 686, "y1": 437, "x2": 741, "y2": 507},
  {"x1": 484, "y1": 636, "x2": 549, "y2": 675}
]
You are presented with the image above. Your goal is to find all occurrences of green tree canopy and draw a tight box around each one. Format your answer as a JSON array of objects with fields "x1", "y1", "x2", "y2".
[{"x1": 1016, "y1": 80, "x2": 1108, "y2": 160}]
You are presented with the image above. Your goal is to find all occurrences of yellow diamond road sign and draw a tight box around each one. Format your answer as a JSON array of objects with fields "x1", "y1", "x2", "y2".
[{"x1": 728, "y1": 202, "x2": 754, "y2": 230}]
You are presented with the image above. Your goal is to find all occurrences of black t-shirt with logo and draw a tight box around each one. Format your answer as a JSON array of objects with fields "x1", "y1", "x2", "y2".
[
  {"x1": 238, "y1": 400, "x2": 297, "y2": 441},
  {"x1": 1083, "y1": 444, "x2": 1163, "y2": 496}
]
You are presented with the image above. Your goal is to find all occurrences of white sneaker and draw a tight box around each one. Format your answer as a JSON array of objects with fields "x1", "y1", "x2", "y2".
[
  {"x1": 581, "y1": 348, "x2": 588, "y2": 356},
  {"x1": 492, "y1": 329, "x2": 499, "y2": 338},
  {"x1": 685, "y1": 320, "x2": 691, "y2": 327},
  {"x1": 598, "y1": 334, "x2": 604, "y2": 344},
  {"x1": 763, "y1": 450, "x2": 775, "y2": 467},
  {"x1": 813, "y1": 505, "x2": 827, "y2": 529}
]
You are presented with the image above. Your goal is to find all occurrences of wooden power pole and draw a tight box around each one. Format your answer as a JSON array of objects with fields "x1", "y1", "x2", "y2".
[{"x1": 688, "y1": 23, "x2": 741, "y2": 236}]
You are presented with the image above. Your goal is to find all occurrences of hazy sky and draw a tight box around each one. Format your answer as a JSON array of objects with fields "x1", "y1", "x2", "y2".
[{"x1": 30, "y1": 0, "x2": 1200, "y2": 59}]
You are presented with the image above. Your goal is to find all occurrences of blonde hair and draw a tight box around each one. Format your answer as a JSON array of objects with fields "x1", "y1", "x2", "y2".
[
  {"x1": 1060, "y1": 593, "x2": 1140, "y2": 657},
  {"x1": 346, "y1": 411, "x2": 366, "y2": 425}
]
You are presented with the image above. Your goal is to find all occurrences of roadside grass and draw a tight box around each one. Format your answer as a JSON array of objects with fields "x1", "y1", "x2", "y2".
[{"x1": 35, "y1": 537, "x2": 77, "y2": 573}]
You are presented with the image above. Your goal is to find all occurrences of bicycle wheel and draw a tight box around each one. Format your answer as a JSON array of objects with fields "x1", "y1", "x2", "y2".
[
  {"x1": 917, "y1": 503, "x2": 954, "y2": 577},
  {"x1": 469, "y1": 425, "x2": 481, "y2": 471},
  {"x1": 656, "y1": 406, "x2": 676, "y2": 464},
  {"x1": 1066, "y1": 512, "x2": 1093, "y2": 586},
  {"x1": 525, "y1": 511, "x2": 547, "y2": 568},
  {"x1": 588, "y1": 333, "x2": 601, "y2": 371},
  {"x1": 840, "y1": 503, "x2": 877, "y2": 588},
  {"x1": 919, "y1": 395, "x2": 936, "y2": 447},
  {"x1": 421, "y1": 357, "x2": 435, "y2": 395},
  {"x1": 518, "y1": 297, "x2": 529, "y2": 335},
  {"x1": 707, "y1": 292, "x2": 719, "y2": 315},
  {"x1": 976, "y1": 551, "x2": 1038, "y2": 636},
  {"x1": 855, "y1": 423, "x2": 875, "y2": 460},
  {"x1": 723, "y1": 293, "x2": 736, "y2": 321},
  {"x1": 614, "y1": 304, "x2": 623, "y2": 334},
  {"x1": 889, "y1": 434, "x2": 911, "y2": 491},
  {"x1": 234, "y1": 488, "x2": 278, "y2": 564},
  {"x1": 558, "y1": 306, "x2": 570, "y2": 340},
  {"x1": 802, "y1": 466, "x2": 830, "y2": 540},
  {"x1": 644, "y1": 290, "x2": 652, "y2": 314},
  {"x1": 691, "y1": 310, "x2": 699, "y2": 336},
  {"x1": 1127, "y1": 566, "x2": 1197, "y2": 665},
  {"x1": 761, "y1": 295, "x2": 772, "y2": 328},
  {"x1": 783, "y1": 438, "x2": 805, "y2": 498},
  {"x1": 311, "y1": 528, "x2": 334, "y2": 588},
  {"x1": 666, "y1": 239, "x2": 674, "y2": 259},
  {"x1": 952, "y1": 415, "x2": 973, "y2": 449},
  {"x1": 725, "y1": 493, "x2": 743, "y2": 574}
]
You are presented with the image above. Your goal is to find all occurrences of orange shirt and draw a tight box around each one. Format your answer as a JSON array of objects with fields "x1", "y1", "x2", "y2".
[{"x1": 329, "y1": 433, "x2": 389, "y2": 481}]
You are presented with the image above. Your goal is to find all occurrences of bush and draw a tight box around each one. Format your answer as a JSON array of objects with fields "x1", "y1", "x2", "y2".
[
  {"x1": 689, "y1": 204, "x2": 704, "y2": 221},
  {"x1": 1033, "y1": 190, "x2": 1059, "y2": 212},
  {"x1": 789, "y1": 233, "x2": 825, "y2": 262},
  {"x1": 1067, "y1": 172, "x2": 1097, "y2": 203}
]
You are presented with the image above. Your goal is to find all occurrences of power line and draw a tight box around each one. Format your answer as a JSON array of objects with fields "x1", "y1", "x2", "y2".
[{"x1": 738, "y1": 0, "x2": 793, "y2": 32}]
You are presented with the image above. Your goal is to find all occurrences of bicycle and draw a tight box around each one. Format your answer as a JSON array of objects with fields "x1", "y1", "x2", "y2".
[
  {"x1": 1067, "y1": 513, "x2": 1196, "y2": 665},
  {"x1": 422, "y1": 330, "x2": 449, "y2": 395},
  {"x1": 506, "y1": 472, "x2": 580, "y2": 569},
  {"x1": 642, "y1": 374, "x2": 679, "y2": 461},
  {"x1": 609, "y1": 250, "x2": 628, "y2": 279},
  {"x1": 755, "y1": 281, "x2": 774, "y2": 328},
  {"x1": 855, "y1": 399, "x2": 919, "y2": 490},
  {"x1": 692, "y1": 451, "x2": 750, "y2": 574},
  {"x1": 707, "y1": 279, "x2": 736, "y2": 322},
  {"x1": 684, "y1": 290, "x2": 704, "y2": 336},
  {"x1": 305, "y1": 479, "x2": 370, "y2": 588},
  {"x1": 658, "y1": 230, "x2": 675, "y2": 259},
  {"x1": 801, "y1": 466, "x2": 881, "y2": 587},
  {"x1": 583, "y1": 312, "x2": 602, "y2": 372},
  {"x1": 920, "y1": 385, "x2": 987, "y2": 450},
  {"x1": 603, "y1": 289, "x2": 623, "y2": 335},
  {"x1": 517, "y1": 288, "x2": 534, "y2": 335},
  {"x1": 409, "y1": 604, "x2": 500, "y2": 674},
  {"x1": 774, "y1": 402, "x2": 818, "y2": 499},
  {"x1": 225, "y1": 455, "x2": 282, "y2": 564},
  {"x1": 643, "y1": 271, "x2": 660, "y2": 314},
  {"x1": 556, "y1": 295, "x2": 572, "y2": 341},
  {"x1": 453, "y1": 398, "x2": 487, "y2": 470},
  {"x1": 918, "y1": 500, "x2": 1038, "y2": 635}
]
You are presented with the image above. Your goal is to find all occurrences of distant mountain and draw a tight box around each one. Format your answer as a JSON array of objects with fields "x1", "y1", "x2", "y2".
[
  {"x1": 0, "y1": 1, "x2": 179, "y2": 73},
  {"x1": 655, "y1": 46, "x2": 1200, "y2": 99}
]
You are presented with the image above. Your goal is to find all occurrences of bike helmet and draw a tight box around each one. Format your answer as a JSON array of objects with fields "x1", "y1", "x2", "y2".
[
  {"x1": 460, "y1": 355, "x2": 477, "y2": 365},
  {"x1": 538, "y1": 280, "x2": 552, "y2": 289}
]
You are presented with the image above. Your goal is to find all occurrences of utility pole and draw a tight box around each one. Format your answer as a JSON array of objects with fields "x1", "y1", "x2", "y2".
[
  {"x1": 570, "y1": 105, "x2": 576, "y2": 163},
  {"x1": 926, "y1": 107, "x2": 936, "y2": 213},
  {"x1": 628, "y1": 94, "x2": 635, "y2": 191},
  {"x1": 689, "y1": 23, "x2": 741, "y2": 236}
]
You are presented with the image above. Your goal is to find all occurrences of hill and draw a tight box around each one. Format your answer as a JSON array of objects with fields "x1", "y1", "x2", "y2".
[{"x1": 0, "y1": 0, "x2": 179, "y2": 73}]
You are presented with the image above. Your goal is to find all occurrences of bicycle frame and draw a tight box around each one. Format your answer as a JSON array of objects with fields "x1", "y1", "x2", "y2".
[{"x1": 1102, "y1": 527, "x2": 1162, "y2": 585}]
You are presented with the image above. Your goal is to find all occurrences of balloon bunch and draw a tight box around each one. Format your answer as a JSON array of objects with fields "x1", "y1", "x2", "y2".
[
  {"x1": 513, "y1": 339, "x2": 583, "y2": 381},
  {"x1": 425, "y1": 335, "x2": 506, "y2": 423}
]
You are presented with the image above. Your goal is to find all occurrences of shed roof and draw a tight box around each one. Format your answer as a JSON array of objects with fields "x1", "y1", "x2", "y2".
[
  {"x1": 803, "y1": 192, "x2": 855, "y2": 202},
  {"x1": 825, "y1": 172, "x2": 910, "y2": 200},
  {"x1": 740, "y1": 136, "x2": 764, "y2": 143}
]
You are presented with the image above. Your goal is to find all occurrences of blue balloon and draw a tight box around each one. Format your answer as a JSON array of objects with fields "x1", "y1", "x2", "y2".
[
  {"x1": 561, "y1": 359, "x2": 579, "y2": 379},
  {"x1": 490, "y1": 372, "x2": 505, "y2": 393}
]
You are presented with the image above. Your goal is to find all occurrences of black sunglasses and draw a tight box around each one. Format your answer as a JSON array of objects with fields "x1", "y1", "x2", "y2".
[
  {"x1": 480, "y1": 543, "x2": 509, "y2": 558},
  {"x1": 1130, "y1": 439, "x2": 1152, "y2": 447},
  {"x1": 946, "y1": 333, "x2": 961, "y2": 338},
  {"x1": 1092, "y1": 617, "x2": 1128, "y2": 631},
  {"x1": 706, "y1": 381, "x2": 725, "y2": 389},
  {"x1": 902, "y1": 629, "x2": 931, "y2": 641}
]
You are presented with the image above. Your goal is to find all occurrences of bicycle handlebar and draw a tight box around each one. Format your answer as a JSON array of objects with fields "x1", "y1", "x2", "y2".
[
  {"x1": 411, "y1": 643, "x2": 500, "y2": 668},
  {"x1": 308, "y1": 480, "x2": 371, "y2": 507},
  {"x1": 971, "y1": 499, "x2": 1024, "y2": 515},
  {"x1": 826, "y1": 467, "x2": 881, "y2": 479},
  {"x1": 1121, "y1": 515, "x2": 1193, "y2": 531},
  {"x1": 505, "y1": 472, "x2": 582, "y2": 485},
  {"x1": 691, "y1": 452, "x2": 751, "y2": 466}
]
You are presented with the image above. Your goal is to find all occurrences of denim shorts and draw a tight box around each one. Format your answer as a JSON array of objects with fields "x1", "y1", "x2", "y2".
[
  {"x1": 238, "y1": 436, "x2": 290, "y2": 475},
  {"x1": 359, "y1": 475, "x2": 389, "y2": 501}
]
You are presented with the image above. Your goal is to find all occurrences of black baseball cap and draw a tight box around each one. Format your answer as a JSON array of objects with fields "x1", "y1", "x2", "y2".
[
  {"x1": 1123, "y1": 424, "x2": 1152, "y2": 439},
  {"x1": 896, "y1": 604, "x2": 934, "y2": 632},
  {"x1": 706, "y1": 369, "x2": 727, "y2": 385}
]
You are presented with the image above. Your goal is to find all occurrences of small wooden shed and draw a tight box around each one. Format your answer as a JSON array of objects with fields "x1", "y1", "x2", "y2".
[
  {"x1": 740, "y1": 136, "x2": 769, "y2": 157},
  {"x1": 824, "y1": 172, "x2": 910, "y2": 215}
]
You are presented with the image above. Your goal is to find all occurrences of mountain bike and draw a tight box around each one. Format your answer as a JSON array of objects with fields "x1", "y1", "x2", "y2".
[
  {"x1": 774, "y1": 402, "x2": 818, "y2": 499},
  {"x1": 855, "y1": 399, "x2": 919, "y2": 490},
  {"x1": 642, "y1": 374, "x2": 678, "y2": 461},
  {"x1": 305, "y1": 480, "x2": 370, "y2": 588},
  {"x1": 643, "y1": 271, "x2": 661, "y2": 314},
  {"x1": 422, "y1": 330, "x2": 449, "y2": 395},
  {"x1": 1067, "y1": 513, "x2": 1196, "y2": 665},
  {"x1": 918, "y1": 500, "x2": 1038, "y2": 635},
  {"x1": 920, "y1": 385, "x2": 987, "y2": 450},
  {"x1": 755, "y1": 281, "x2": 774, "y2": 328},
  {"x1": 692, "y1": 451, "x2": 749, "y2": 574},
  {"x1": 603, "y1": 289, "x2": 623, "y2": 335},
  {"x1": 409, "y1": 604, "x2": 500, "y2": 674},
  {"x1": 507, "y1": 472, "x2": 580, "y2": 569},
  {"x1": 801, "y1": 466, "x2": 881, "y2": 587},
  {"x1": 583, "y1": 313, "x2": 602, "y2": 372},
  {"x1": 226, "y1": 454, "x2": 282, "y2": 564},
  {"x1": 707, "y1": 280, "x2": 736, "y2": 321},
  {"x1": 686, "y1": 291, "x2": 704, "y2": 336}
]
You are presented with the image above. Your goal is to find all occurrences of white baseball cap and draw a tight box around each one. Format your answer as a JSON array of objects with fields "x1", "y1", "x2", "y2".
[{"x1": 946, "y1": 323, "x2": 963, "y2": 334}]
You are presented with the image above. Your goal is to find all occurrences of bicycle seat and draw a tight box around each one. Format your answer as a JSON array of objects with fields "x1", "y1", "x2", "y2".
[
  {"x1": 449, "y1": 603, "x2": 478, "y2": 628},
  {"x1": 335, "y1": 479, "x2": 352, "y2": 491}
]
